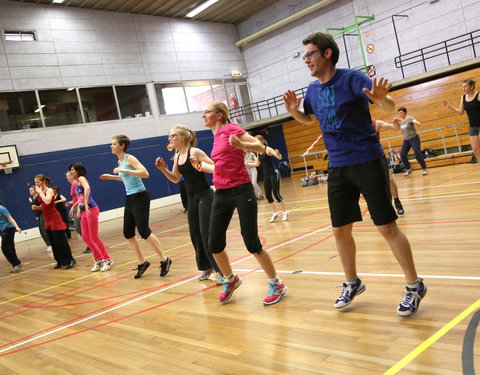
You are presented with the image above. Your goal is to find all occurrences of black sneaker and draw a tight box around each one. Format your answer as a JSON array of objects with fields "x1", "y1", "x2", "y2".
[
  {"x1": 394, "y1": 199, "x2": 405, "y2": 215},
  {"x1": 83, "y1": 247, "x2": 91, "y2": 254},
  {"x1": 133, "y1": 261, "x2": 150, "y2": 279},
  {"x1": 160, "y1": 258, "x2": 172, "y2": 277},
  {"x1": 397, "y1": 278, "x2": 427, "y2": 317},
  {"x1": 334, "y1": 278, "x2": 366, "y2": 308}
]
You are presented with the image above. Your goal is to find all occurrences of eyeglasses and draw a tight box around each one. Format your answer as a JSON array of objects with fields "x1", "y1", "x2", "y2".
[
  {"x1": 168, "y1": 134, "x2": 178, "y2": 140},
  {"x1": 302, "y1": 49, "x2": 321, "y2": 61},
  {"x1": 203, "y1": 110, "x2": 218, "y2": 115}
]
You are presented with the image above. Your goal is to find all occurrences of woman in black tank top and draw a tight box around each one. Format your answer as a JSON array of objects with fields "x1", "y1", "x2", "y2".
[
  {"x1": 155, "y1": 125, "x2": 222, "y2": 283},
  {"x1": 444, "y1": 78, "x2": 480, "y2": 163}
]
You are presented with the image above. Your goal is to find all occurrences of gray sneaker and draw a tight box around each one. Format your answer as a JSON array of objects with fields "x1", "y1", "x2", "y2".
[{"x1": 404, "y1": 169, "x2": 412, "y2": 177}]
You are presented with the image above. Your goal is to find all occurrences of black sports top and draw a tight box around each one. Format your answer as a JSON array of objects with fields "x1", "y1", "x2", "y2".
[
  {"x1": 177, "y1": 148, "x2": 210, "y2": 196},
  {"x1": 463, "y1": 92, "x2": 480, "y2": 128},
  {"x1": 258, "y1": 152, "x2": 276, "y2": 175}
]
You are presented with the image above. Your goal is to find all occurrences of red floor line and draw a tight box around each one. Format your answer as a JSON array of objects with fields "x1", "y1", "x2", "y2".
[{"x1": 0, "y1": 225, "x2": 337, "y2": 357}]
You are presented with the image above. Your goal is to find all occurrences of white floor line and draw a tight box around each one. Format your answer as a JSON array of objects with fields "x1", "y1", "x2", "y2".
[
  {"x1": 232, "y1": 269, "x2": 480, "y2": 281},
  {"x1": 0, "y1": 223, "x2": 334, "y2": 353}
]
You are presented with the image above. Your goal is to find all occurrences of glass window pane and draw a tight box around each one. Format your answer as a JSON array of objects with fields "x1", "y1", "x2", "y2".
[
  {"x1": 115, "y1": 85, "x2": 150, "y2": 119},
  {"x1": 0, "y1": 91, "x2": 41, "y2": 131},
  {"x1": 211, "y1": 80, "x2": 227, "y2": 103},
  {"x1": 184, "y1": 81, "x2": 213, "y2": 112},
  {"x1": 155, "y1": 83, "x2": 187, "y2": 115},
  {"x1": 38, "y1": 89, "x2": 82, "y2": 127},
  {"x1": 79, "y1": 87, "x2": 118, "y2": 123}
]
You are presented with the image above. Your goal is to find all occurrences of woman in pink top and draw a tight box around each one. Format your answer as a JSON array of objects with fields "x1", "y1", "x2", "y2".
[
  {"x1": 192, "y1": 101, "x2": 288, "y2": 306},
  {"x1": 65, "y1": 171, "x2": 90, "y2": 254}
]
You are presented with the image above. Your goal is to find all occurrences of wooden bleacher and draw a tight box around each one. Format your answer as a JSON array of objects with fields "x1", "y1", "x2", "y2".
[{"x1": 282, "y1": 66, "x2": 480, "y2": 173}]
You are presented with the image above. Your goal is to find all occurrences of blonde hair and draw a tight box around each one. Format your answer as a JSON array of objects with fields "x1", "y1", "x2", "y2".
[
  {"x1": 171, "y1": 125, "x2": 197, "y2": 148},
  {"x1": 209, "y1": 101, "x2": 230, "y2": 124}
]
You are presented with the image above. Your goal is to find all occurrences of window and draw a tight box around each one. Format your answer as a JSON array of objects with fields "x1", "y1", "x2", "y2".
[
  {"x1": 38, "y1": 89, "x2": 82, "y2": 127},
  {"x1": 155, "y1": 83, "x2": 188, "y2": 115},
  {"x1": 5, "y1": 31, "x2": 36, "y2": 41},
  {"x1": 79, "y1": 87, "x2": 119, "y2": 123},
  {"x1": 0, "y1": 91, "x2": 41, "y2": 131},
  {"x1": 115, "y1": 85, "x2": 150, "y2": 119},
  {"x1": 184, "y1": 81, "x2": 213, "y2": 112}
]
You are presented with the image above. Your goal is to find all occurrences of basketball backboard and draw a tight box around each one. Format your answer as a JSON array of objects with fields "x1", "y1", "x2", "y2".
[{"x1": 0, "y1": 145, "x2": 20, "y2": 172}]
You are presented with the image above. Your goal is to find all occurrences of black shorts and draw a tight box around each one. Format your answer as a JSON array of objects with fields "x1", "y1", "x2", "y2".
[
  {"x1": 123, "y1": 190, "x2": 152, "y2": 239},
  {"x1": 328, "y1": 157, "x2": 397, "y2": 227}
]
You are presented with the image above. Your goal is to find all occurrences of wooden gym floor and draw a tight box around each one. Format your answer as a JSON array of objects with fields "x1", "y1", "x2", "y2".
[{"x1": 1, "y1": 163, "x2": 479, "y2": 374}]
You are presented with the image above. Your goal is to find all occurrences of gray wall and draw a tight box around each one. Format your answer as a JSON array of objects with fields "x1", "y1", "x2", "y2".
[
  {"x1": 238, "y1": 0, "x2": 480, "y2": 103},
  {"x1": 0, "y1": 0, "x2": 245, "y2": 155}
]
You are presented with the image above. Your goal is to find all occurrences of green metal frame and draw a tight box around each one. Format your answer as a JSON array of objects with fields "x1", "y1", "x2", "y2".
[{"x1": 326, "y1": 15, "x2": 375, "y2": 72}]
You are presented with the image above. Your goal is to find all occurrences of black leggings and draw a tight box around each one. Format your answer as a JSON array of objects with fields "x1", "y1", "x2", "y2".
[
  {"x1": 188, "y1": 188, "x2": 219, "y2": 271},
  {"x1": 264, "y1": 169, "x2": 283, "y2": 204},
  {"x1": 46, "y1": 229, "x2": 74, "y2": 266},
  {"x1": 123, "y1": 190, "x2": 152, "y2": 240},
  {"x1": 1, "y1": 227, "x2": 21, "y2": 267},
  {"x1": 209, "y1": 183, "x2": 262, "y2": 254}
]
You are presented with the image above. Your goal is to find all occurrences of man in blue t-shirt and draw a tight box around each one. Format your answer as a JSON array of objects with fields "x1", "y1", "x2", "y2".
[{"x1": 283, "y1": 32, "x2": 426, "y2": 317}]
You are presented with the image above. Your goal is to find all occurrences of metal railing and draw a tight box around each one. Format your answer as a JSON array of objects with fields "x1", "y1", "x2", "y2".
[
  {"x1": 394, "y1": 29, "x2": 480, "y2": 73},
  {"x1": 230, "y1": 87, "x2": 308, "y2": 123},
  {"x1": 288, "y1": 121, "x2": 471, "y2": 177}
]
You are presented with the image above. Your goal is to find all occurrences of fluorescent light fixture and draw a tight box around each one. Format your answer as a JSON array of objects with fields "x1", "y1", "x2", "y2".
[
  {"x1": 67, "y1": 87, "x2": 75, "y2": 91},
  {"x1": 34, "y1": 105, "x2": 45, "y2": 113},
  {"x1": 52, "y1": 0, "x2": 65, "y2": 3},
  {"x1": 186, "y1": 0, "x2": 220, "y2": 18}
]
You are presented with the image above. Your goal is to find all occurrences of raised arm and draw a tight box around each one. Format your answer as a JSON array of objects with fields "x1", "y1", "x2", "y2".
[
  {"x1": 155, "y1": 155, "x2": 181, "y2": 183},
  {"x1": 114, "y1": 155, "x2": 149, "y2": 178},
  {"x1": 99, "y1": 174, "x2": 122, "y2": 181},
  {"x1": 35, "y1": 186, "x2": 55, "y2": 205},
  {"x1": 363, "y1": 77, "x2": 395, "y2": 112},
  {"x1": 229, "y1": 132, "x2": 280, "y2": 158},
  {"x1": 189, "y1": 147, "x2": 215, "y2": 174},
  {"x1": 375, "y1": 119, "x2": 400, "y2": 132},
  {"x1": 443, "y1": 97, "x2": 465, "y2": 115},
  {"x1": 283, "y1": 90, "x2": 317, "y2": 124}
]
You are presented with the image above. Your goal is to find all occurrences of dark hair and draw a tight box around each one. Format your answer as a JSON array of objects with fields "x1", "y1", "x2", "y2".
[
  {"x1": 35, "y1": 174, "x2": 51, "y2": 185},
  {"x1": 69, "y1": 162, "x2": 87, "y2": 178},
  {"x1": 51, "y1": 186, "x2": 59, "y2": 194},
  {"x1": 255, "y1": 134, "x2": 268, "y2": 146},
  {"x1": 113, "y1": 134, "x2": 130, "y2": 152},
  {"x1": 398, "y1": 107, "x2": 407, "y2": 113},
  {"x1": 302, "y1": 32, "x2": 340, "y2": 65},
  {"x1": 463, "y1": 79, "x2": 476, "y2": 87}
]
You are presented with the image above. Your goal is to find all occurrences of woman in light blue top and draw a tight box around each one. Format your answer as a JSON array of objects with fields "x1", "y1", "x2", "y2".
[
  {"x1": 100, "y1": 134, "x2": 172, "y2": 279},
  {"x1": 0, "y1": 199, "x2": 22, "y2": 273}
]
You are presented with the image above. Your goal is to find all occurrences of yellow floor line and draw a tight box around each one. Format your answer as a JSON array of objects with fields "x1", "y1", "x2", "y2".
[{"x1": 384, "y1": 298, "x2": 480, "y2": 374}]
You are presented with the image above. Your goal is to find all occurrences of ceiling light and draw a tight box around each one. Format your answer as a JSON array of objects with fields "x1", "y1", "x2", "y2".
[
  {"x1": 52, "y1": 0, "x2": 65, "y2": 4},
  {"x1": 34, "y1": 105, "x2": 46, "y2": 113},
  {"x1": 67, "y1": 87, "x2": 75, "y2": 91},
  {"x1": 186, "y1": 0, "x2": 220, "y2": 18}
]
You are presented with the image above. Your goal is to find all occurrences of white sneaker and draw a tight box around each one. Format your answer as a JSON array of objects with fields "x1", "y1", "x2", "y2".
[
  {"x1": 100, "y1": 260, "x2": 114, "y2": 272},
  {"x1": 422, "y1": 169, "x2": 428, "y2": 176},
  {"x1": 46, "y1": 246, "x2": 52, "y2": 252},
  {"x1": 91, "y1": 260, "x2": 103, "y2": 272},
  {"x1": 282, "y1": 211, "x2": 289, "y2": 222},
  {"x1": 269, "y1": 212, "x2": 279, "y2": 223},
  {"x1": 10, "y1": 264, "x2": 22, "y2": 273},
  {"x1": 404, "y1": 169, "x2": 412, "y2": 177}
]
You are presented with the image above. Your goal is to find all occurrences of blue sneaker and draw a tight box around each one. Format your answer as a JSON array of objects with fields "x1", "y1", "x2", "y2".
[
  {"x1": 397, "y1": 279, "x2": 427, "y2": 317},
  {"x1": 334, "y1": 279, "x2": 366, "y2": 308}
]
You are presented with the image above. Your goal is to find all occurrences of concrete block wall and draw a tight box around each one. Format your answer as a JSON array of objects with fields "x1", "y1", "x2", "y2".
[
  {"x1": 238, "y1": 0, "x2": 480, "y2": 104},
  {"x1": 0, "y1": 0, "x2": 245, "y2": 157}
]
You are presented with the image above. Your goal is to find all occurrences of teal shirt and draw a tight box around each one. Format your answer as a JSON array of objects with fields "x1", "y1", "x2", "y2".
[
  {"x1": 118, "y1": 154, "x2": 146, "y2": 195},
  {"x1": 0, "y1": 205, "x2": 15, "y2": 231}
]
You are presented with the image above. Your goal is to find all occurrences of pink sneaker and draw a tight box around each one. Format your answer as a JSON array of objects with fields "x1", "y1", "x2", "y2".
[
  {"x1": 263, "y1": 282, "x2": 288, "y2": 305},
  {"x1": 217, "y1": 275, "x2": 242, "y2": 303}
]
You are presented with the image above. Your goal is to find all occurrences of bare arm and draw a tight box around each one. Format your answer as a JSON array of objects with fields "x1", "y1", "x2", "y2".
[
  {"x1": 99, "y1": 174, "x2": 122, "y2": 181},
  {"x1": 443, "y1": 97, "x2": 465, "y2": 115},
  {"x1": 375, "y1": 119, "x2": 400, "y2": 132},
  {"x1": 55, "y1": 194, "x2": 67, "y2": 204},
  {"x1": 412, "y1": 118, "x2": 421, "y2": 127},
  {"x1": 189, "y1": 147, "x2": 215, "y2": 174},
  {"x1": 114, "y1": 155, "x2": 149, "y2": 178},
  {"x1": 283, "y1": 90, "x2": 317, "y2": 124},
  {"x1": 245, "y1": 153, "x2": 260, "y2": 168},
  {"x1": 6, "y1": 215, "x2": 21, "y2": 232},
  {"x1": 35, "y1": 186, "x2": 54, "y2": 205},
  {"x1": 155, "y1": 155, "x2": 181, "y2": 183}
]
